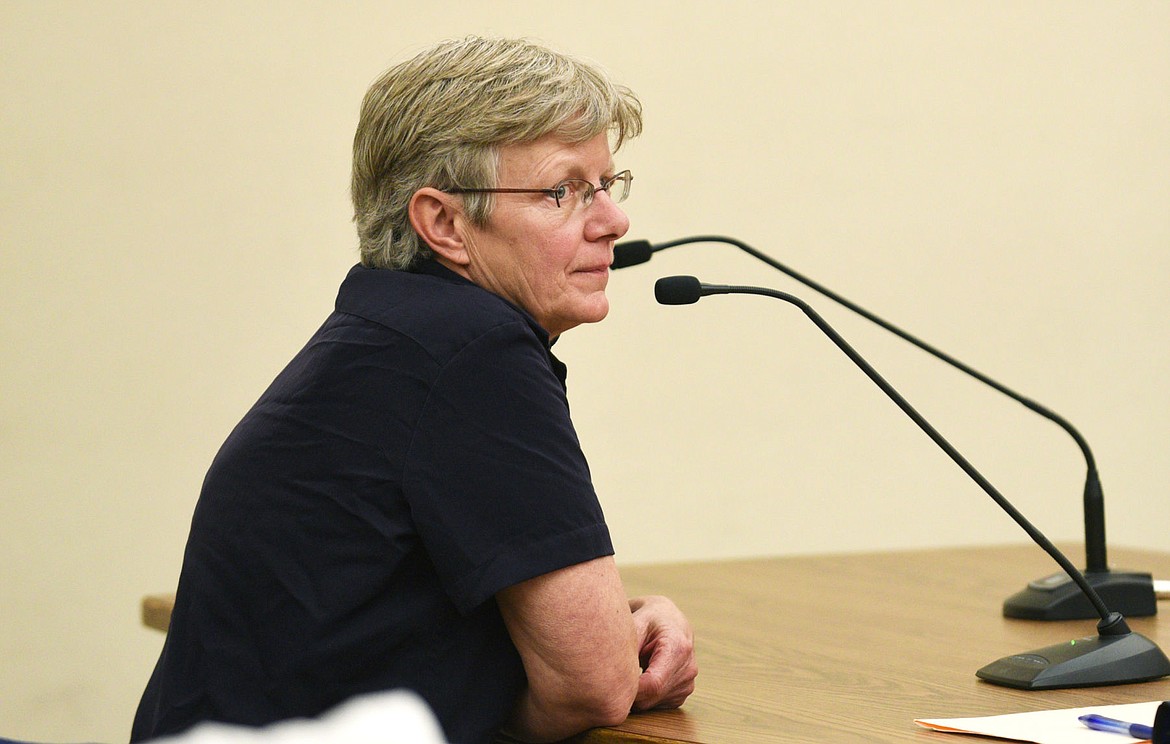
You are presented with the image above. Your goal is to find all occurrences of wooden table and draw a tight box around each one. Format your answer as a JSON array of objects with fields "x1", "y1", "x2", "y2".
[{"x1": 142, "y1": 545, "x2": 1170, "y2": 742}]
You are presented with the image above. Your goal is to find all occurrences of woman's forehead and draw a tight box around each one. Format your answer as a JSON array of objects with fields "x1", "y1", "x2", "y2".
[{"x1": 496, "y1": 134, "x2": 615, "y2": 182}]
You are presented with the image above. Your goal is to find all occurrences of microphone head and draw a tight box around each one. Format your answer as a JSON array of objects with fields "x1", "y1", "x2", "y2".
[
  {"x1": 611, "y1": 239, "x2": 654, "y2": 269},
  {"x1": 655, "y1": 275, "x2": 703, "y2": 305},
  {"x1": 1154, "y1": 702, "x2": 1169, "y2": 742}
]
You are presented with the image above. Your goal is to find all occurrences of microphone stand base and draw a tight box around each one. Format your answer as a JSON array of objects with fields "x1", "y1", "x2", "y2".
[
  {"x1": 977, "y1": 631, "x2": 1170, "y2": 689},
  {"x1": 1004, "y1": 570, "x2": 1156, "y2": 620}
]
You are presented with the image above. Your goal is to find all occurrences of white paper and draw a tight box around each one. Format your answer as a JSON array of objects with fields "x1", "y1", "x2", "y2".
[{"x1": 915, "y1": 700, "x2": 1160, "y2": 743}]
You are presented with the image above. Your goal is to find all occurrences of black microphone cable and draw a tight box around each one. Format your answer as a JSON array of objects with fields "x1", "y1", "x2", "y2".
[{"x1": 620, "y1": 235, "x2": 1160, "y2": 620}]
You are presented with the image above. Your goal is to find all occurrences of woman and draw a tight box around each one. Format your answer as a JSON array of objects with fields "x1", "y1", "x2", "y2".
[{"x1": 132, "y1": 37, "x2": 696, "y2": 744}]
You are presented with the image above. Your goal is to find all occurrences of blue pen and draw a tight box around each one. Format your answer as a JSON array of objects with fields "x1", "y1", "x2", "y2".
[{"x1": 1079, "y1": 713, "x2": 1154, "y2": 740}]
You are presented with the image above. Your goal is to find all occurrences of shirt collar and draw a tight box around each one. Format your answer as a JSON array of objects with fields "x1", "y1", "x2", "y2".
[
  {"x1": 411, "y1": 260, "x2": 569, "y2": 389},
  {"x1": 412, "y1": 259, "x2": 551, "y2": 346}
]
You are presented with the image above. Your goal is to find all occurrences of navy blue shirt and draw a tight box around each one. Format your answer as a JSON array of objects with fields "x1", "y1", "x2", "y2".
[{"x1": 132, "y1": 262, "x2": 614, "y2": 744}]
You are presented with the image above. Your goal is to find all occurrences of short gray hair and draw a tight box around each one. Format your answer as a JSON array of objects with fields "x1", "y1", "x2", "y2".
[{"x1": 351, "y1": 37, "x2": 643, "y2": 270}]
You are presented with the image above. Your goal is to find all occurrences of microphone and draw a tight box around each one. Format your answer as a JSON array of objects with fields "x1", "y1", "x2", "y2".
[
  {"x1": 610, "y1": 239, "x2": 653, "y2": 269},
  {"x1": 622, "y1": 236, "x2": 1156, "y2": 622},
  {"x1": 653, "y1": 274, "x2": 1170, "y2": 689}
]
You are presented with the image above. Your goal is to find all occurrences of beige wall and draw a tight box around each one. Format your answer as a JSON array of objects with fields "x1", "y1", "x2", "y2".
[{"x1": 2, "y1": 1, "x2": 1167, "y2": 740}]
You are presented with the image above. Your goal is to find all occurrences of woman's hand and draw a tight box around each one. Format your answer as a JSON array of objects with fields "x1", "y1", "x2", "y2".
[{"x1": 628, "y1": 595, "x2": 698, "y2": 711}]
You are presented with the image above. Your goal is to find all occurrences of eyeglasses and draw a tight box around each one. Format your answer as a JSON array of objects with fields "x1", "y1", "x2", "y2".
[{"x1": 446, "y1": 170, "x2": 632, "y2": 209}]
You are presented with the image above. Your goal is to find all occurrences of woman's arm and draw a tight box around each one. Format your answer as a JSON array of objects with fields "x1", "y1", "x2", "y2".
[{"x1": 496, "y1": 556, "x2": 641, "y2": 742}]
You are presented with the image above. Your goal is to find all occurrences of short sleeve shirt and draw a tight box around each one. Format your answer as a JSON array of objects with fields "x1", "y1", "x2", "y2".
[{"x1": 131, "y1": 262, "x2": 614, "y2": 744}]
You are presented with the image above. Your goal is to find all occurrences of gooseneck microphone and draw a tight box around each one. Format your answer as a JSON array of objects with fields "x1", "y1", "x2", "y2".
[
  {"x1": 654, "y1": 275, "x2": 1170, "y2": 689},
  {"x1": 619, "y1": 236, "x2": 1156, "y2": 621}
]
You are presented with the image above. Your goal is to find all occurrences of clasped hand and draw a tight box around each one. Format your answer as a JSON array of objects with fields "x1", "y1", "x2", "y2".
[{"x1": 628, "y1": 595, "x2": 698, "y2": 711}]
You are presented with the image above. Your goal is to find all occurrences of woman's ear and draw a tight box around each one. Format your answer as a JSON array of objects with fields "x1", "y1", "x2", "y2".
[{"x1": 408, "y1": 188, "x2": 470, "y2": 269}]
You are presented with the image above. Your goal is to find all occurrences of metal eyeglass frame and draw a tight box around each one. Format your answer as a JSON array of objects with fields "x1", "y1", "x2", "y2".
[{"x1": 445, "y1": 170, "x2": 632, "y2": 209}]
